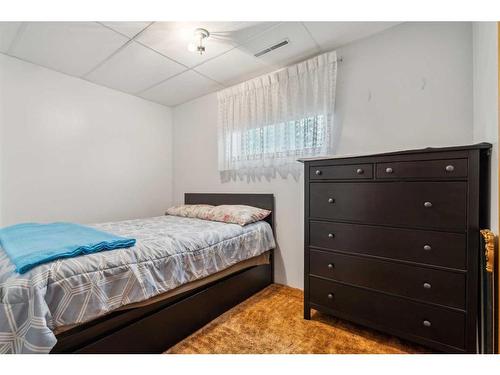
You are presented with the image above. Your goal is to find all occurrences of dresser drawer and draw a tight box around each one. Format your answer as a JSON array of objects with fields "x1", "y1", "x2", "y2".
[
  {"x1": 309, "y1": 277, "x2": 465, "y2": 350},
  {"x1": 309, "y1": 250, "x2": 465, "y2": 309},
  {"x1": 310, "y1": 164, "x2": 373, "y2": 180},
  {"x1": 376, "y1": 159, "x2": 467, "y2": 179},
  {"x1": 309, "y1": 221, "x2": 466, "y2": 269},
  {"x1": 309, "y1": 182, "x2": 466, "y2": 231}
]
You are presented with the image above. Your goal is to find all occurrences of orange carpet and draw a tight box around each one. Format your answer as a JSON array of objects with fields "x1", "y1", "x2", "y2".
[{"x1": 166, "y1": 284, "x2": 430, "y2": 354}]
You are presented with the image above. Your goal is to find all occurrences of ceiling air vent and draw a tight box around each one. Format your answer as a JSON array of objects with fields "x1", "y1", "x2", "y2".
[{"x1": 254, "y1": 39, "x2": 290, "y2": 57}]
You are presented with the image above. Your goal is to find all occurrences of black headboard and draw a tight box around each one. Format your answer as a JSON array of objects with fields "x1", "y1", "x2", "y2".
[{"x1": 184, "y1": 193, "x2": 274, "y2": 230}]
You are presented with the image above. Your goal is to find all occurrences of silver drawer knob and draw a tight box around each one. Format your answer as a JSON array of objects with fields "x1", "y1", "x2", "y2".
[
  {"x1": 423, "y1": 201, "x2": 433, "y2": 208},
  {"x1": 356, "y1": 168, "x2": 364, "y2": 175},
  {"x1": 445, "y1": 165, "x2": 455, "y2": 172},
  {"x1": 328, "y1": 198, "x2": 335, "y2": 204},
  {"x1": 328, "y1": 233, "x2": 335, "y2": 238},
  {"x1": 327, "y1": 293, "x2": 334, "y2": 299},
  {"x1": 385, "y1": 167, "x2": 393, "y2": 174},
  {"x1": 423, "y1": 244, "x2": 432, "y2": 251},
  {"x1": 423, "y1": 320, "x2": 432, "y2": 327},
  {"x1": 327, "y1": 263, "x2": 334, "y2": 270},
  {"x1": 315, "y1": 170, "x2": 322, "y2": 175},
  {"x1": 423, "y1": 282, "x2": 432, "y2": 289}
]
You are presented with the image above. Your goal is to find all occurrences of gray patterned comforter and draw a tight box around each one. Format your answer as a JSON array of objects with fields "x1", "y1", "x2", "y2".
[{"x1": 0, "y1": 216, "x2": 275, "y2": 353}]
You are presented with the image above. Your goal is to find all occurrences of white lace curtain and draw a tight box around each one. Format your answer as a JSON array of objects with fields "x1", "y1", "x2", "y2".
[{"x1": 217, "y1": 50, "x2": 337, "y2": 177}]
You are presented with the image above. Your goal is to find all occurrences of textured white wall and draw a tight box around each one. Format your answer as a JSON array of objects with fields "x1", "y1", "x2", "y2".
[
  {"x1": 473, "y1": 22, "x2": 498, "y2": 233},
  {"x1": 0, "y1": 54, "x2": 174, "y2": 226},
  {"x1": 173, "y1": 22, "x2": 475, "y2": 289}
]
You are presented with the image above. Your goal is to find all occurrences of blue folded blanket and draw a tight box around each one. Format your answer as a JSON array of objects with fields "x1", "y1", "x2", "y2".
[{"x1": 0, "y1": 222, "x2": 136, "y2": 274}]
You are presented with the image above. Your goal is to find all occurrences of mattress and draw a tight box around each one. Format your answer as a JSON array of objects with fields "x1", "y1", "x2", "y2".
[{"x1": 0, "y1": 215, "x2": 276, "y2": 354}]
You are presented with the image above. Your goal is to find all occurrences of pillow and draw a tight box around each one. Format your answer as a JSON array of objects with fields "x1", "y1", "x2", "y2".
[
  {"x1": 165, "y1": 204, "x2": 214, "y2": 218},
  {"x1": 165, "y1": 204, "x2": 271, "y2": 226},
  {"x1": 204, "y1": 205, "x2": 271, "y2": 226}
]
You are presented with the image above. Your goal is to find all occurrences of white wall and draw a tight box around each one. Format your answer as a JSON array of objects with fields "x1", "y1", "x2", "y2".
[
  {"x1": 473, "y1": 22, "x2": 498, "y2": 233},
  {"x1": 173, "y1": 22, "x2": 474, "y2": 289},
  {"x1": 0, "y1": 54, "x2": 174, "y2": 226}
]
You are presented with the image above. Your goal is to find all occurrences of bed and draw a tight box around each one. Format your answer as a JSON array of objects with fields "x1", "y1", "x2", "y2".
[{"x1": 0, "y1": 193, "x2": 275, "y2": 354}]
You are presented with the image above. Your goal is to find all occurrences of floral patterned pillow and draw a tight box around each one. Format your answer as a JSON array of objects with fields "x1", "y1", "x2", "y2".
[
  {"x1": 204, "y1": 205, "x2": 271, "y2": 226},
  {"x1": 166, "y1": 204, "x2": 271, "y2": 226},
  {"x1": 165, "y1": 204, "x2": 214, "y2": 218}
]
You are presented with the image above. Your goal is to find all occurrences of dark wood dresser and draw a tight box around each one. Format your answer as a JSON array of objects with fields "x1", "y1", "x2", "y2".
[{"x1": 301, "y1": 144, "x2": 492, "y2": 353}]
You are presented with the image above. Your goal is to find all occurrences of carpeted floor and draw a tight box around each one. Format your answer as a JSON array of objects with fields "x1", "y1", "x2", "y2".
[{"x1": 166, "y1": 283, "x2": 430, "y2": 354}]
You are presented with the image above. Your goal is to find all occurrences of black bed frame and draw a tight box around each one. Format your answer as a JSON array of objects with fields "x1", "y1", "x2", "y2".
[{"x1": 51, "y1": 193, "x2": 275, "y2": 353}]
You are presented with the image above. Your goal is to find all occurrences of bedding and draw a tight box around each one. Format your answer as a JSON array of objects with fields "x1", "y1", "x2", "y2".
[
  {"x1": 203, "y1": 205, "x2": 271, "y2": 226},
  {"x1": 0, "y1": 222, "x2": 136, "y2": 274},
  {"x1": 166, "y1": 204, "x2": 271, "y2": 226},
  {"x1": 0, "y1": 215, "x2": 275, "y2": 354},
  {"x1": 165, "y1": 204, "x2": 214, "y2": 218}
]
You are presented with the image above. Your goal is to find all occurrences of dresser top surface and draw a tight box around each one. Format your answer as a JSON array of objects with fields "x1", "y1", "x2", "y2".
[{"x1": 298, "y1": 143, "x2": 492, "y2": 163}]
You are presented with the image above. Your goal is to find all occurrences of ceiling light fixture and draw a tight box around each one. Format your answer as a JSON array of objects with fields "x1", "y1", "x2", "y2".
[{"x1": 187, "y1": 28, "x2": 210, "y2": 55}]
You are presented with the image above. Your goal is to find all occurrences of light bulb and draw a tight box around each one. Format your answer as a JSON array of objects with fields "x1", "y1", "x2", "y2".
[{"x1": 187, "y1": 42, "x2": 197, "y2": 52}]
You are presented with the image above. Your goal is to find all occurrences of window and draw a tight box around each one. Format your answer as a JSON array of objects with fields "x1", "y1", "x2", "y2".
[
  {"x1": 217, "y1": 50, "x2": 337, "y2": 175},
  {"x1": 230, "y1": 115, "x2": 326, "y2": 162}
]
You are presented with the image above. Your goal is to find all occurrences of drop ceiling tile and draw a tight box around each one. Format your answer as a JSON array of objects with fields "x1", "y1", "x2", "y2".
[
  {"x1": 86, "y1": 41, "x2": 186, "y2": 94},
  {"x1": 100, "y1": 22, "x2": 152, "y2": 38},
  {"x1": 213, "y1": 22, "x2": 280, "y2": 45},
  {"x1": 136, "y1": 22, "x2": 277, "y2": 68},
  {"x1": 9, "y1": 22, "x2": 129, "y2": 76},
  {"x1": 240, "y1": 22, "x2": 320, "y2": 68},
  {"x1": 195, "y1": 48, "x2": 271, "y2": 86},
  {"x1": 0, "y1": 22, "x2": 22, "y2": 53},
  {"x1": 303, "y1": 22, "x2": 400, "y2": 51},
  {"x1": 140, "y1": 70, "x2": 222, "y2": 106}
]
